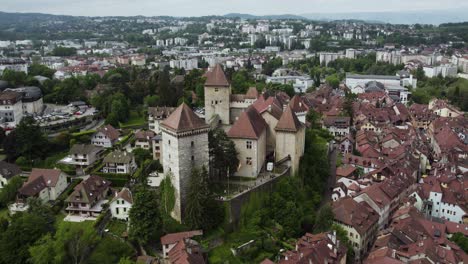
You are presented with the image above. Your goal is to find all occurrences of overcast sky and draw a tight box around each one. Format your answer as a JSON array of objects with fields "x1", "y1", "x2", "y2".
[{"x1": 3, "y1": 0, "x2": 468, "y2": 17}]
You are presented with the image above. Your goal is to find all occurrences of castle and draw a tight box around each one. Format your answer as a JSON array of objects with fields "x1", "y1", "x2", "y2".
[{"x1": 161, "y1": 64, "x2": 306, "y2": 222}]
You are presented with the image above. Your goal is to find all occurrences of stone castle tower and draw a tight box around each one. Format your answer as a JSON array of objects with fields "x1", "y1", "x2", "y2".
[
  {"x1": 204, "y1": 64, "x2": 231, "y2": 125},
  {"x1": 160, "y1": 103, "x2": 210, "y2": 222},
  {"x1": 275, "y1": 106, "x2": 305, "y2": 175}
]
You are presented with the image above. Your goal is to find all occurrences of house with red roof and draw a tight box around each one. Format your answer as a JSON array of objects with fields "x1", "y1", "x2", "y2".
[
  {"x1": 18, "y1": 168, "x2": 68, "y2": 202},
  {"x1": 160, "y1": 230, "x2": 203, "y2": 259},
  {"x1": 278, "y1": 231, "x2": 347, "y2": 264},
  {"x1": 91, "y1": 124, "x2": 120, "y2": 148}
]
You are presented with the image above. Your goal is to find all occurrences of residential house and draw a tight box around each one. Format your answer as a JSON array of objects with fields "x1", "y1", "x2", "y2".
[
  {"x1": 148, "y1": 106, "x2": 175, "y2": 134},
  {"x1": 69, "y1": 144, "x2": 104, "y2": 172},
  {"x1": 109, "y1": 187, "x2": 133, "y2": 221},
  {"x1": 134, "y1": 130, "x2": 155, "y2": 150},
  {"x1": 160, "y1": 230, "x2": 204, "y2": 258},
  {"x1": 18, "y1": 168, "x2": 68, "y2": 202},
  {"x1": 103, "y1": 150, "x2": 137, "y2": 174},
  {"x1": 91, "y1": 125, "x2": 120, "y2": 148},
  {"x1": 0, "y1": 161, "x2": 21, "y2": 188},
  {"x1": 323, "y1": 116, "x2": 351, "y2": 137},
  {"x1": 65, "y1": 175, "x2": 111, "y2": 218}
]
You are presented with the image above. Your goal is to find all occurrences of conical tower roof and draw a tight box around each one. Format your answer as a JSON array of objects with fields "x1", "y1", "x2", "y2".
[
  {"x1": 275, "y1": 106, "x2": 303, "y2": 132},
  {"x1": 204, "y1": 64, "x2": 230, "y2": 87},
  {"x1": 161, "y1": 103, "x2": 209, "y2": 133}
]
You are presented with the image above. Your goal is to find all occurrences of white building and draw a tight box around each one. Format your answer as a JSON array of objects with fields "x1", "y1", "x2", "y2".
[
  {"x1": 170, "y1": 58, "x2": 198, "y2": 70},
  {"x1": 423, "y1": 65, "x2": 458, "y2": 78},
  {"x1": 91, "y1": 125, "x2": 120, "y2": 148},
  {"x1": 109, "y1": 188, "x2": 133, "y2": 221},
  {"x1": 319, "y1": 52, "x2": 345, "y2": 66}
]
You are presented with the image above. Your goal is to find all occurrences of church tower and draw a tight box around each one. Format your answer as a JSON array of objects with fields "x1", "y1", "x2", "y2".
[
  {"x1": 204, "y1": 64, "x2": 231, "y2": 125},
  {"x1": 160, "y1": 103, "x2": 210, "y2": 222}
]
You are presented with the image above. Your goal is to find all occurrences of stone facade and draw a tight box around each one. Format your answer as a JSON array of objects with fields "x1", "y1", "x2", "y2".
[
  {"x1": 204, "y1": 85, "x2": 231, "y2": 125},
  {"x1": 162, "y1": 129, "x2": 209, "y2": 222},
  {"x1": 232, "y1": 131, "x2": 266, "y2": 178},
  {"x1": 275, "y1": 127, "x2": 305, "y2": 175}
]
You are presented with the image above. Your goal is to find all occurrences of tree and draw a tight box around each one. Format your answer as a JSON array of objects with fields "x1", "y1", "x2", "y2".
[
  {"x1": 325, "y1": 74, "x2": 340, "y2": 89},
  {"x1": 128, "y1": 186, "x2": 162, "y2": 245},
  {"x1": 132, "y1": 148, "x2": 152, "y2": 167},
  {"x1": 184, "y1": 167, "x2": 209, "y2": 229},
  {"x1": 28, "y1": 64, "x2": 56, "y2": 79},
  {"x1": 160, "y1": 174, "x2": 176, "y2": 216},
  {"x1": 51, "y1": 46, "x2": 77, "y2": 56},
  {"x1": 306, "y1": 109, "x2": 322, "y2": 129},
  {"x1": 0, "y1": 213, "x2": 49, "y2": 264},
  {"x1": 13, "y1": 117, "x2": 49, "y2": 161},
  {"x1": 209, "y1": 129, "x2": 239, "y2": 180},
  {"x1": 88, "y1": 237, "x2": 134, "y2": 264},
  {"x1": 159, "y1": 66, "x2": 173, "y2": 106},
  {"x1": 450, "y1": 232, "x2": 468, "y2": 253},
  {"x1": 0, "y1": 176, "x2": 23, "y2": 207},
  {"x1": 313, "y1": 204, "x2": 334, "y2": 233},
  {"x1": 29, "y1": 221, "x2": 100, "y2": 264},
  {"x1": 184, "y1": 167, "x2": 224, "y2": 230},
  {"x1": 1, "y1": 69, "x2": 27, "y2": 87},
  {"x1": 118, "y1": 257, "x2": 137, "y2": 264}
]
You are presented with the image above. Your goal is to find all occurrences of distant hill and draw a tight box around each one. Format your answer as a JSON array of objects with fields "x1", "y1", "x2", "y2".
[
  {"x1": 224, "y1": 13, "x2": 307, "y2": 20},
  {"x1": 301, "y1": 9, "x2": 468, "y2": 25}
]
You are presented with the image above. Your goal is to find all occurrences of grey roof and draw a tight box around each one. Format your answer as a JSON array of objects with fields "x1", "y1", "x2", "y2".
[
  {"x1": 365, "y1": 81, "x2": 385, "y2": 92},
  {"x1": 5, "y1": 86, "x2": 42, "y2": 101},
  {"x1": 103, "y1": 150, "x2": 134, "y2": 164},
  {"x1": 70, "y1": 144, "x2": 104, "y2": 155},
  {"x1": 0, "y1": 161, "x2": 22, "y2": 180},
  {"x1": 346, "y1": 73, "x2": 400, "y2": 80}
]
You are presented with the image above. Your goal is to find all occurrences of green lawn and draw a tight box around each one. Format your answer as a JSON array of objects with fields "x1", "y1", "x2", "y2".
[
  {"x1": 119, "y1": 111, "x2": 146, "y2": 128},
  {"x1": 106, "y1": 219, "x2": 128, "y2": 236}
]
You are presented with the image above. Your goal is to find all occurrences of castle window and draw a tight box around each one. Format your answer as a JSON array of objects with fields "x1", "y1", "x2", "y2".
[
  {"x1": 246, "y1": 141, "x2": 252, "y2": 149},
  {"x1": 246, "y1": 157, "x2": 252, "y2": 165},
  {"x1": 191, "y1": 156, "x2": 194, "y2": 161},
  {"x1": 215, "y1": 88, "x2": 219, "y2": 92},
  {"x1": 168, "y1": 140, "x2": 171, "y2": 145},
  {"x1": 191, "y1": 141, "x2": 194, "y2": 147},
  {"x1": 215, "y1": 100, "x2": 218, "y2": 104}
]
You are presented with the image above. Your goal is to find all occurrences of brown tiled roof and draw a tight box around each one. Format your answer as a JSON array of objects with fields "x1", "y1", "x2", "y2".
[
  {"x1": 111, "y1": 187, "x2": 133, "y2": 204},
  {"x1": 135, "y1": 130, "x2": 155, "y2": 140},
  {"x1": 19, "y1": 176, "x2": 46, "y2": 197},
  {"x1": 245, "y1": 87, "x2": 259, "y2": 99},
  {"x1": 204, "y1": 64, "x2": 229, "y2": 87},
  {"x1": 275, "y1": 106, "x2": 303, "y2": 133},
  {"x1": 0, "y1": 161, "x2": 21, "y2": 180},
  {"x1": 161, "y1": 103, "x2": 209, "y2": 133},
  {"x1": 289, "y1": 95, "x2": 309, "y2": 113},
  {"x1": 148, "y1": 106, "x2": 175, "y2": 119},
  {"x1": 168, "y1": 239, "x2": 205, "y2": 264},
  {"x1": 333, "y1": 197, "x2": 379, "y2": 236},
  {"x1": 336, "y1": 164, "x2": 356, "y2": 177},
  {"x1": 28, "y1": 168, "x2": 63, "y2": 187},
  {"x1": 252, "y1": 95, "x2": 283, "y2": 119},
  {"x1": 65, "y1": 175, "x2": 110, "y2": 204},
  {"x1": 160, "y1": 230, "x2": 203, "y2": 245},
  {"x1": 227, "y1": 106, "x2": 267, "y2": 139},
  {"x1": 96, "y1": 125, "x2": 120, "y2": 141}
]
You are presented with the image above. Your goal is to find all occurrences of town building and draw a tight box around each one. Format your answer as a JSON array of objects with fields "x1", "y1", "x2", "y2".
[
  {"x1": 148, "y1": 106, "x2": 175, "y2": 134},
  {"x1": 160, "y1": 230, "x2": 204, "y2": 262},
  {"x1": 134, "y1": 130, "x2": 155, "y2": 150},
  {"x1": 68, "y1": 144, "x2": 105, "y2": 173}
]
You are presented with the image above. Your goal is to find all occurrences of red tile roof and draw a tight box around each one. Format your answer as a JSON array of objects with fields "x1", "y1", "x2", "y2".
[
  {"x1": 227, "y1": 106, "x2": 267, "y2": 139},
  {"x1": 275, "y1": 106, "x2": 303, "y2": 133},
  {"x1": 288, "y1": 95, "x2": 309, "y2": 113},
  {"x1": 160, "y1": 230, "x2": 203, "y2": 245},
  {"x1": 28, "y1": 168, "x2": 63, "y2": 187},
  {"x1": 161, "y1": 103, "x2": 209, "y2": 133},
  {"x1": 204, "y1": 64, "x2": 229, "y2": 87}
]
